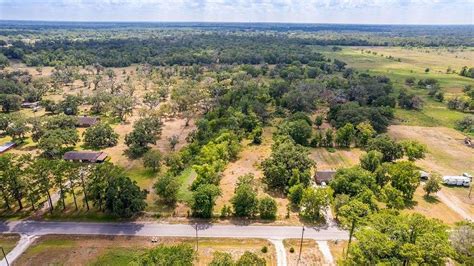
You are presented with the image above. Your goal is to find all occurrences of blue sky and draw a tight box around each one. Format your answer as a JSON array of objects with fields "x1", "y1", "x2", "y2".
[{"x1": 0, "y1": 0, "x2": 473, "y2": 24}]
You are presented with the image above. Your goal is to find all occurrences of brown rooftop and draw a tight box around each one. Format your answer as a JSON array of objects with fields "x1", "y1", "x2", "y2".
[
  {"x1": 315, "y1": 170, "x2": 337, "y2": 185},
  {"x1": 76, "y1": 116, "x2": 99, "y2": 127},
  {"x1": 63, "y1": 151, "x2": 107, "y2": 163}
]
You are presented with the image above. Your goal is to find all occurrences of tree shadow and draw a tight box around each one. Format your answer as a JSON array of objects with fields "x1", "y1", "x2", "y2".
[{"x1": 423, "y1": 194, "x2": 440, "y2": 204}]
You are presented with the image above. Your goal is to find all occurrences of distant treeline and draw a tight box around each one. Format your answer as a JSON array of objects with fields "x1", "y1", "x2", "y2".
[{"x1": 1, "y1": 26, "x2": 472, "y2": 67}]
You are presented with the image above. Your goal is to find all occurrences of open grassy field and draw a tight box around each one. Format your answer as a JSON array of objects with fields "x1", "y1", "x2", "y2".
[
  {"x1": 15, "y1": 235, "x2": 276, "y2": 266},
  {"x1": 309, "y1": 148, "x2": 362, "y2": 171},
  {"x1": 388, "y1": 125, "x2": 473, "y2": 175},
  {"x1": 325, "y1": 47, "x2": 474, "y2": 133},
  {"x1": 283, "y1": 239, "x2": 325, "y2": 265},
  {"x1": 328, "y1": 47, "x2": 473, "y2": 93}
]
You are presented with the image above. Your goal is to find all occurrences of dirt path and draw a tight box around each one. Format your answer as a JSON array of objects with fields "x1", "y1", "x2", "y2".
[
  {"x1": 317, "y1": 241, "x2": 335, "y2": 265},
  {"x1": 269, "y1": 239, "x2": 287, "y2": 266},
  {"x1": 437, "y1": 190, "x2": 473, "y2": 221}
]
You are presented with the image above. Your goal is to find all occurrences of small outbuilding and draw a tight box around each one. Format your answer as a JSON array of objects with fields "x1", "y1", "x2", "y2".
[
  {"x1": 63, "y1": 151, "x2": 108, "y2": 163},
  {"x1": 76, "y1": 116, "x2": 99, "y2": 127},
  {"x1": 315, "y1": 170, "x2": 337, "y2": 185}
]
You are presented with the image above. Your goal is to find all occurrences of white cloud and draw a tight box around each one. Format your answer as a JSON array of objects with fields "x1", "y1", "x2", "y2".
[{"x1": 0, "y1": 0, "x2": 472, "y2": 24}]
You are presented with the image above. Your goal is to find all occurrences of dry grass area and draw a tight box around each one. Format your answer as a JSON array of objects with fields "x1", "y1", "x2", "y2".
[
  {"x1": 15, "y1": 235, "x2": 276, "y2": 266},
  {"x1": 309, "y1": 148, "x2": 362, "y2": 171},
  {"x1": 215, "y1": 127, "x2": 301, "y2": 224},
  {"x1": 389, "y1": 125, "x2": 474, "y2": 218},
  {"x1": 389, "y1": 125, "x2": 473, "y2": 175},
  {"x1": 283, "y1": 239, "x2": 325, "y2": 266},
  {"x1": 328, "y1": 240, "x2": 348, "y2": 264},
  {"x1": 403, "y1": 186, "x2": 464, "y2": 225},
  {"x1": 0, "y1": 234, "x2": 20, "y2": 255},
  {"x1": 439, "y1": 186, "x2": 474, "y2": 218},
  {"x1": 367, "y1": 47, "x2": 473, "y2": 75}
]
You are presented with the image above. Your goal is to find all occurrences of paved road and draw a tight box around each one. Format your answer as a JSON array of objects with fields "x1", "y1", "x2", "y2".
[{"x1": 0, "y1": 221, "x2": 348, "y2": 240}]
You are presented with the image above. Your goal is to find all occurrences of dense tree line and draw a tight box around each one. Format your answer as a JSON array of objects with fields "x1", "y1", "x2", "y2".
[{"x1": 0, "y1": 155, "x2": 147, "y2": 217}]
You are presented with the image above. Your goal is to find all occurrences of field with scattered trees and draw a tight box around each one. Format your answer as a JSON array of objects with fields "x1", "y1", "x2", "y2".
[{"x1": 0, "y1": 22, "x2": 473, "y2": 265}]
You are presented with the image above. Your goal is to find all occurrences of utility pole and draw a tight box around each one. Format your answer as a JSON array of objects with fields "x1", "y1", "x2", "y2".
[
  {"x1": 195, "y1": 223, "x2": 199, "y2": 254},
  {"x1": 297, "y1": 226, "x2": 305, "y2": 265},
  {"x1": 1, "y1": 247, "x2": 9, "y2": 266}
]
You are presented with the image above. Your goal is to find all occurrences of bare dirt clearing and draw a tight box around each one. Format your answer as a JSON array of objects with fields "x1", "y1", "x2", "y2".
[{"x1": 215, "y1": 127, "x2": 300, "y2": 224}]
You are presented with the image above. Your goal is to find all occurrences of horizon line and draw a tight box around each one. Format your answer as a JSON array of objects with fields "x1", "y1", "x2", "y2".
[{"x1": 1, "y1": 19, "x2": 472, "y2": 27}]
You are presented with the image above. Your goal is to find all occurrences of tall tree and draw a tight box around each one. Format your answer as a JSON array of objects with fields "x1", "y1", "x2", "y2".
[
  {"x1": 191, "y1": 184, "x2": 221, "y2": 218},
  {"x1": 231, "y1": 174, "x2": 259, "y2": 218},
  {"x1": 338, "y1": 199, "x2": 370, "y2": 256},
  {"x1": 299, "y1": 187, "x2": 333, "y2": 221}
]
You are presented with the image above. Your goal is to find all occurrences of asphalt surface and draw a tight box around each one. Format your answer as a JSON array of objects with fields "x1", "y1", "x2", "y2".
[{"x1": 0, "y1": 221, "x2": 348, "y2": 240}]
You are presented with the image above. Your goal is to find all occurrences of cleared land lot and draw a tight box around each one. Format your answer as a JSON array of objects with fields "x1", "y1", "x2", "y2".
[{"x1": 15, "y1": 235, "x2": 276, "y2": 266}]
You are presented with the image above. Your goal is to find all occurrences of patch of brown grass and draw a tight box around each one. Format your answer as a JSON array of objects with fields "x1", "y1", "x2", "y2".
[
  {"x1": 328, "y1": 240, "x2": 348, "y2": 264},
  {"x1": 16, "y1": 235, "x2": 276, "y2": 266},
  {"x1": 403, "y1": 186, "x2": 464, "y2": 225},
  {"x1": 283, "y1": 239, "x2": 324, "y2": 266}
]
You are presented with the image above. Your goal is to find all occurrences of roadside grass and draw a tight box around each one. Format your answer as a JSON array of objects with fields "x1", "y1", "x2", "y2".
[
  {"x1": 283, "y1": 239, "x2": 324, "y2": 265},
  {"x1": 16, "y1": 235, "x2": 276, "y2": 266},
  {"x1": 0, "y1": 234, "x2": 20, "y2": 255},
  {"x1": 328, "y1": 240, "x2": 348, "y2": 264},
  {"x1": 91, "y1": 248, "x2": 143, "y2": 266}
]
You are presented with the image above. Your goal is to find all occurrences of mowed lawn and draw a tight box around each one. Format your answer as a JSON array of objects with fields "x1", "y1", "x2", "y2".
[{"x1": 16, "y1": 235, "x2": 276, "y2": 266}]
